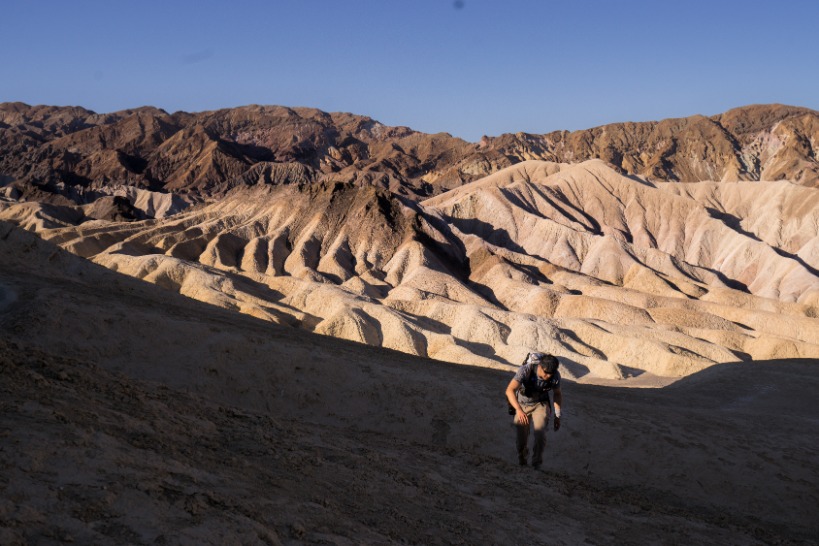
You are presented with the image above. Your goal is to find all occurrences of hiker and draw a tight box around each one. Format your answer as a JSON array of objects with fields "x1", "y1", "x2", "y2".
[{"x1": 505, "y1": 352, "x2": 563, "y2": 469}]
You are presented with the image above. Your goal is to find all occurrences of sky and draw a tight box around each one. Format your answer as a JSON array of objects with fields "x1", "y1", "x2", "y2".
[{"x1": 2, "y1": 0, "x2": 818, "y2": 142}]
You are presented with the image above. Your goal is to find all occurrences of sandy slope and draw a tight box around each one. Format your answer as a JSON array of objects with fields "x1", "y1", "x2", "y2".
[{"x1": 1, "y1": 223, "x2": 817, "y2": 544}]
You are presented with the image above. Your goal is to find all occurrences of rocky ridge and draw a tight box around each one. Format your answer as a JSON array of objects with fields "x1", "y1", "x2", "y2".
[{"x1": 2, "y1": 103, "x2": 818, "y2": 218}]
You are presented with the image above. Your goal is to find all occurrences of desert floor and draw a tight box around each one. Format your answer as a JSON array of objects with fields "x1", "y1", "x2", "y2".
[{"x1": 1, "y1": 222, "x2": 817, "y2": 545}]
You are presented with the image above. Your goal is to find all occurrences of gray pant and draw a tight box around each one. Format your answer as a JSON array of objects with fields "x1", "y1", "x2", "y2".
[{"x1": 514, "y1": 402, "x2": 551, "y2": 466}]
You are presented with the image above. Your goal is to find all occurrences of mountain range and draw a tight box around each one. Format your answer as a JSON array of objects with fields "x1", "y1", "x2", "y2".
[{"x1": 2, "y1": 102, "x2": 817, "y2": 212}]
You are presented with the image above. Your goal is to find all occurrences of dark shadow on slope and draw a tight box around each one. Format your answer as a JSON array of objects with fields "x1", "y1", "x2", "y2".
[
  {"x1": 571, "y1": 357, "x2": 819, "y2": 416},
  {"x1": 706, "y1": 208, "x2": 763, "y2": 242},
  {"x1": 446, "y1": 216, "x2": 531, "y2": 256},
  {"x1": 389, "y1": 309, "x2": 452, "y2": 335},
  {"x1": 233, "y1": 142, "x2": 276, "y2": 162},
  {"x1": 661, "y1": 358, "x2": 818, "y2": 395},
  {"x1": 617, "y1": 364, "x2": 646, "y2": 379},
  {"x1": 698, "y1": 265, "x2": 750, "y2": 293},
  {"x1": 552, "y1": 356, "x2": 591, "y2": 380},
  {"x1": 403, "y1": 205, "x2": 470, "y2": 275},
  {"x1": 620, "y1": 172, "x2": 657, "y2": 187},
  {"x1": 503, "y1": 185, "x2": 604, "y2": 236},
  {"x1": 405, "y1": 199, "x2": 511, "y2": 310},
  {"x1": 453, "y1": 338, "x2": 498, "y2": 360},
  {"x1": 4, "y1": 221, "x2": 819, "y2": 542},
  {"x1": 217, "y1": 267, "x2": 324, "y2": 329},
  {"x1": 463, "y1": 280, "x2": 507, "y2": 310},
  {"x1": 117, "y1": 151, "x2": 148, "y2": 174},
  {"x1": 729, "y1": 349, "x2": 753, "y2": 361},
  {"x1": 506, "y1": 262, "x2": 554, "y2": 284},
  {"x1": 657, "y1": 277, "x2": 693, "y2": 299},
  {"x1": 411, "y1": 226, "x2": 470, "y2": 278},
  {"x1": 558, "y1": 327, "x2": 608, "y2": 361},
  {"x1": 706, "y1": 207, "x2": 819, "y2": 279},
  {"x1": 770, "y1": 246, "x2": 819, "y2": 278}
]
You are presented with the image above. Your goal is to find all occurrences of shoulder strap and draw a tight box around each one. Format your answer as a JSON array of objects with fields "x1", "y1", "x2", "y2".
[{"x1": 521, "y1": 353, "x2": 536, "y2": 383}]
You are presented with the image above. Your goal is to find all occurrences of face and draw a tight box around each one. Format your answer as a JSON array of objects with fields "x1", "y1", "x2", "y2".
[{"x1": 536, "y1": 366, "x2": 553, "y2": 381}]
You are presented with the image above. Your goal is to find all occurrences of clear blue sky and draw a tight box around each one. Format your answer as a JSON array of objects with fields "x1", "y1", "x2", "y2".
[{"x1": 2, "y1": 0, "x2": 818, "y2": 141}]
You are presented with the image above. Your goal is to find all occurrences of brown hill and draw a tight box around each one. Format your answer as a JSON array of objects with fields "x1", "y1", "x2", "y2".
[
  {"x1": 2, "y1": 103, "x2": 818, "y2": 219},
  {"x1": 488, "y1": 105, "x2": 819, "y2": 185}
]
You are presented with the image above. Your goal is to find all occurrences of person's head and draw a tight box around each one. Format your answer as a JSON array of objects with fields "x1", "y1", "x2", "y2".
[{"x1": 527, "y1": 352, "x2": 559, "y2": 379}]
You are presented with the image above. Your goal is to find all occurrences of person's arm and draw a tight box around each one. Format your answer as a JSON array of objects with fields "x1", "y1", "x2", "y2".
[
  {"x1": 505, "y1": 379, "x2": 529, "y2": 425},
  {"x1": 552, "y1": 386, "x2": 562, "y2": 431}
]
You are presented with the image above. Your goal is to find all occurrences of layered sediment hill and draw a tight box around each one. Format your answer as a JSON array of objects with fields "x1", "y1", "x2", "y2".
[{"x1": 3, "y1": 155, "x2": 818, "y2": 383}]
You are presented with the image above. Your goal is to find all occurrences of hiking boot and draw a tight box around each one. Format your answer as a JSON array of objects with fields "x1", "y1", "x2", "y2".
[
  {"x1": 532, "y1": 463, "x2": 541, "y2": 471},
  {"x1": 518, "y1": 456, "x2": 527, "y2": 466}
]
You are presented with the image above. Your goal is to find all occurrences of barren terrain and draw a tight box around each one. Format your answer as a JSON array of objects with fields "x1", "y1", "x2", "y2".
[
  {"x1": 3, "y1": 158, "x2": 818, "y2": 383},
  {"x1": 1, "y1": 223, "x2": 817, "y2": 544},
  {"x1": 2, "y1": 103, "x2": 819, "y2": 544}
]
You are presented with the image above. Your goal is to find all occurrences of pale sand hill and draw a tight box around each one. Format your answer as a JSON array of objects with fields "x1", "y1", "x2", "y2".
[
  {"x1": 1, "y1": 160, "x2": 819, "y2": 384},
  {"x1": 0, "y1": 222, "x2": 816, "y2": 544}
]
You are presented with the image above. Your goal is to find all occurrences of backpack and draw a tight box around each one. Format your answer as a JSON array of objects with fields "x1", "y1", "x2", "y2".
[{"x1": 506, "y1": 354, "x2": 536, "y2": 414}]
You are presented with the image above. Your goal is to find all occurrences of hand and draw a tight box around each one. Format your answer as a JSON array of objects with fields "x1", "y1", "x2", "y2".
[
  {"x1": 553, "y1": 416, "x2": 561, "y2": 431},
  {"x1": 516, "y1": 410, "x2": 529, "y2": 425}
]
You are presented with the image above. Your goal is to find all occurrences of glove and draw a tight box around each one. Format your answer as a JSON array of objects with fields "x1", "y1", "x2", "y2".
[{"x1": 553, "y1": 416, "x2": 561, "y2": 431}]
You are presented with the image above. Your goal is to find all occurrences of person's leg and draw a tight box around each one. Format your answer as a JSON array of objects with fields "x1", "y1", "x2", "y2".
[
  {"x1": 530, "y1": 403, "x2": 550, "y2": 469},
  {"x1": 514, "y1": 404, "x2": 536, "y2": 465}
]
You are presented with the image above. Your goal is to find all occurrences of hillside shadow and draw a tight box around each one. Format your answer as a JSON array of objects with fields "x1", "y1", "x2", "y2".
[
  {"x1": 661, "y1": 358, "x2": 818, "y2": 392},
  {"x1": 706, "y1": 208, "x2": 763, "y2": 242},
  {"x1": 706, "y1": 208, "x2": 819, "y2": 279},
  {"x1": 453, "y1": 338, "x2": 498, "y2": 359},
  {"x1": 505, "y1": 185, "x2": 604, "y2": 236},
  {"x1": 572, "y1": 357, "x2": 819, "y2": 420},
  {"x1": 462, "y1": 279, "x2": 507, "y2": 310},
  {"x1": 447, "y1": 217, "x2": 532, "y2": 256},
  {"x1": 506, "y1": 262, "x2": 553, "y2": 284},
  {"x1": 621, "y1": 171, "x2": 657, "y2": 187},
  {"x1": 554, "y1": 356, "x2": 591, "y2": 380},
  {"x1": 4, "y1": 220, "x2": 816, "y2": 414},
  {"x1": 403, "y1": 200, "x2": 471, "y2": 281},
  {"x1": 221, "y1": 270, "x2": 324, "y2": 329},
  {"x1": 390, "y1": 309, "x2": 452, "y2": 335}
]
